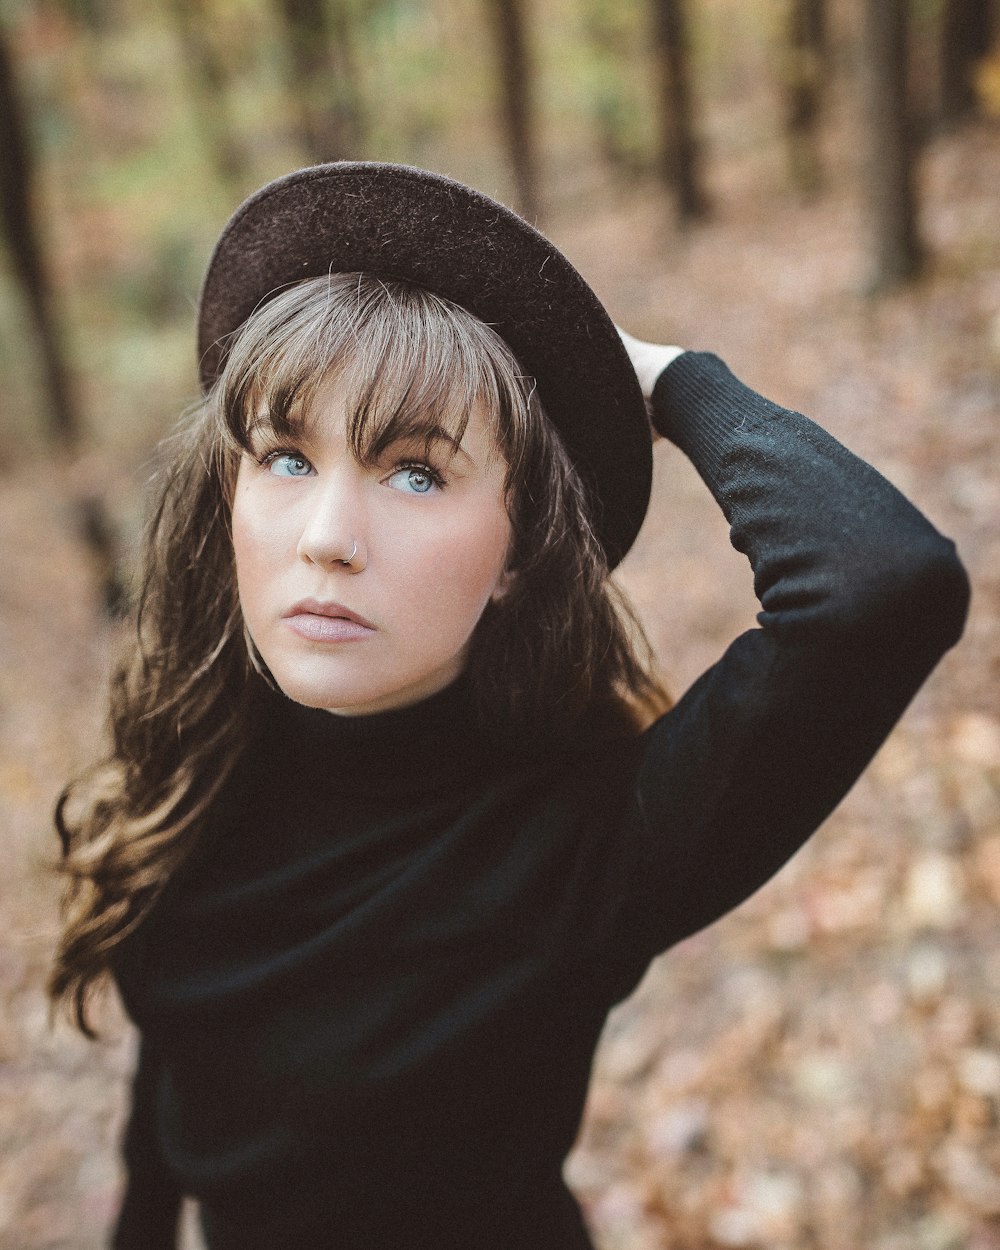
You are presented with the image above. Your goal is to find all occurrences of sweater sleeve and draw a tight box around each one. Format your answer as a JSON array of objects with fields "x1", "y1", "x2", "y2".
[
  {"x1": 625, "y1": 352, "x2": 969, "y2": 958},
  {"x1": 110, "y1": 1037, "x2": 182, "y2": 1250}
]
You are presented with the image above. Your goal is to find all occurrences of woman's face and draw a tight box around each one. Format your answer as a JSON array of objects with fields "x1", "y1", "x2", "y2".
[{"x1": 231, "y1": 372, "x2": 512, "y2": 715}]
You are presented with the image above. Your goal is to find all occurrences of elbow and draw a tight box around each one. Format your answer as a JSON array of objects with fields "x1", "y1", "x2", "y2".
[
  {"x1": 866, "y1": 534, "x2": 970, "y2": 656},
  {"x1": 757, "y1": 529, "x2": 970, "y2": 662},
  {"x1": 917, "y1": 538, "x2": 971, "y2": 650}
]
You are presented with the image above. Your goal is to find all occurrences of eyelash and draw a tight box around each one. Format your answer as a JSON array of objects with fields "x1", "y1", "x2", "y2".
[
  {"x1": 248, "y1": 437, "x2": 296, "y2": 465},
  {"x1": 253, "y1": 445, "x2": 446, "y2": 490},
  {"x1": 394, "y1": 460, "x2": 446, "y2": 490},
  {"x1": 257, "y1": 446, "x2": 308, "y2": 470}
]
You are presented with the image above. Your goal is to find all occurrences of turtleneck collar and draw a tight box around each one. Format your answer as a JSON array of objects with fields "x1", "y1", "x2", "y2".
[{"x1": 252, "y1": 674, "x2": 500, "y2": 799}]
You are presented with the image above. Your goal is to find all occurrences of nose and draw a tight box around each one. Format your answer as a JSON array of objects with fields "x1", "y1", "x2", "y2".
[{"x1": 296, "y1": 471, "x2": 368, "y2": 571}]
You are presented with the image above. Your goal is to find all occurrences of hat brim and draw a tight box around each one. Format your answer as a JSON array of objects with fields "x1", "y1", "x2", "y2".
[{"x1": 197, "y1": 162, "x2": 651, "y2": 567}]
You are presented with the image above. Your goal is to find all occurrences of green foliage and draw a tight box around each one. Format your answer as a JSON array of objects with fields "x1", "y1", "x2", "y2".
[
  {"x1": 0, "y1": 0, "x2": 925, "y2": 460},
  {"x1": 548, "y1": 0, "x2": 657, "y2": 173}
]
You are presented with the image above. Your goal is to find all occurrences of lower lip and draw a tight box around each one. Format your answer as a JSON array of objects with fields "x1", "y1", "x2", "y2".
[{"x1": 284, "y1": 613, "x2": 376, "y2": 643}]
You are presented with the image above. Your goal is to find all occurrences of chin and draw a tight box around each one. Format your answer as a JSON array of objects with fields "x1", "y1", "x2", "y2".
[
  {"x1": 273, "y1": 676, "x2": 370, "y2": 713},
  {"x1": 263, "y1": 647, "x2": 466, "y2": 716},
  {"x1": 269, "y1": 670, "x2": 414, "y2": 716}
]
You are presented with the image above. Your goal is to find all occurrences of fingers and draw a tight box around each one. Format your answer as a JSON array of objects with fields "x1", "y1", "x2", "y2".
[{"x1": 615, "y1": 325, "x2": 686, "y2": 400}]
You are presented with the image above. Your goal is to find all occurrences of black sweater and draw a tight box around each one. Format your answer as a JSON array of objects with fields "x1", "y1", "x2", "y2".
[{"x1": 110, "y1": 353, "x2": 969, "y2": 1249}]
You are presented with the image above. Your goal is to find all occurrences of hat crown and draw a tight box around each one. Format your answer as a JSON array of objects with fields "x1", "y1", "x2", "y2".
[{"x1": 197, "y1": 162, "x2": 652, "y2": 566}]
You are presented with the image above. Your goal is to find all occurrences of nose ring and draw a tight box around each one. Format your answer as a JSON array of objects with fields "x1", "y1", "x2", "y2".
[{"x1": 341, "y1": 540, "x2": 359, "y2": 567}]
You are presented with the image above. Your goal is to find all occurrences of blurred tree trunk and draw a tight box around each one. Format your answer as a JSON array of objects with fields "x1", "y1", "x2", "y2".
[
  {"x1": 940, "y1": 0, "x2": 996, "y2": 123},
  {"x1": 167, "y1": 0, "x2": 250, "y2": 188},
  {"x1": 0, "y1": 24, "x2": 126, "y2": 614},
  {"x1": 58, "y1": 0, "x2": 119, "y2": 34},
  {"x1": 859, "y1": 0, "x2": 922, "y2": 291},
  {"x1": 0, "y1": 26, "x2": 79, "y2": 447},
  {"x1": 784, "y1": 0, "x2": 826, "y2": 195},
  {"x1": 327, "y1": 0, "x2": 367, "y2": 150},
  {"x1": 486, "y1": 0, "x2": 540, "y2": 221},
  {"x1": 581, "y1": 0, "x2": 633, "y2": 171},
  {"x1": 650, "y1": 0, "x2": 708, "y2": 225},
  {"x1": 275, "y1": 0, "x2": 366, "y2": 163}
]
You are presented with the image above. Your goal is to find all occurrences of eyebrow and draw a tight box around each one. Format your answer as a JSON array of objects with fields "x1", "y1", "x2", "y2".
[
  {"x1": 244, "y1": 411, "x2": 306, "y2": 441},
  {"x1": 384, "y1": 425, "x2": 474, "y2": 466},
  {"x1": 244, "y1": 416, "x2": 476, "y2": 466},
  {"x1": 244, "y1": 417, "x2": 278, "y2": 441}
]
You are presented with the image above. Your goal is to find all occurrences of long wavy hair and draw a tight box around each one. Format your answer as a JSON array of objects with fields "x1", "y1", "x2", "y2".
[{"x1": 50, "y1": 273, "x2": 669, "y2": 1034}]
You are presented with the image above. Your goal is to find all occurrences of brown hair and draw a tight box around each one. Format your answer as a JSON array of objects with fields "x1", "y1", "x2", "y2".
[{"x1": 50, "y1": 273, "x2": 668, "y2": 1034}]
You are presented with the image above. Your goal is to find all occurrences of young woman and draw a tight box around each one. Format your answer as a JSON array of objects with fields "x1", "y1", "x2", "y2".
[{"x1": 51, "y1": 163, "x2": 969, "y2": 1250}]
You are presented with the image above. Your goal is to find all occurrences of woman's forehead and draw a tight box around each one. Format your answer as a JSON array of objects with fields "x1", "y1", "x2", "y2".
[{"x1": 254, "y1": 359, "x2": 501, "y2": 460}]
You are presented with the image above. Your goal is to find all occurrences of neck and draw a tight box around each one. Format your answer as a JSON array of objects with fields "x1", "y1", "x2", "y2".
[{"x1": 253, "y1": 674, "x2": 497, "y2": 798}]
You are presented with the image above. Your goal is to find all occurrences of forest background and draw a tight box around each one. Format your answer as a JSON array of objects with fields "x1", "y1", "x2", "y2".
[{"x1": 1, "y1": 0, "x2": 999, "y2": 1247}]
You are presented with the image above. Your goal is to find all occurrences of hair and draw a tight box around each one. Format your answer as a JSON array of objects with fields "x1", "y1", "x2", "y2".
[{"x1": 49, "y1": 272, "x2": 669, "y2": 1035}]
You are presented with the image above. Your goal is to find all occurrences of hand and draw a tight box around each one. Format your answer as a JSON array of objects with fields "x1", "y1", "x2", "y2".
[{"x1": 616, "y1": 326, "x2": 686, "y2": 402}]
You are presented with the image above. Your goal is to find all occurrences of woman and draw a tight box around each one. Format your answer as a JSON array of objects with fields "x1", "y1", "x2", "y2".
[{"x1": 51, "y1": 163, "x2": 969, "y2": 1249}]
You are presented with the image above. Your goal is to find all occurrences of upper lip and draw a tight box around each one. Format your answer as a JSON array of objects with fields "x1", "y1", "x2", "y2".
[{"x1": 284, "y1": 598, "x2": 375, "y2": 629}]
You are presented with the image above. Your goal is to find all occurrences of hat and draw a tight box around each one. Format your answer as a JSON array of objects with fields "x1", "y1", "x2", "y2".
[{"x1": 197, "y1": 162, "x2": 652, "y2": 567}]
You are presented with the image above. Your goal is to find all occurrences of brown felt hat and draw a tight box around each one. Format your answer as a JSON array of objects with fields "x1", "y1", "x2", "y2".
[{"x1": 197, "y1": 162, "x2": 652, "y2": 567}]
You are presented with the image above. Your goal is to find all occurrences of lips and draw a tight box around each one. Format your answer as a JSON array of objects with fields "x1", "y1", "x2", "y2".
[{"x1": 282, "y1": 599, "x2": 376, "y2": 643}]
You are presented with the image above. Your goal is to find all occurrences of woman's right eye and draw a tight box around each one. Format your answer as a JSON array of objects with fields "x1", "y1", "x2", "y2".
[{"x1": 265, "y1": 452, "x2": 313, "y2": 478}]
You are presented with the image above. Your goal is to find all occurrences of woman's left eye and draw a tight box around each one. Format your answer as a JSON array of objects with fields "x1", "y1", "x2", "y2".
[
  {"x1": 266, "y1": 452, "x2": 313, "y2": 477},
  {"x1": 386, "y1": 465, "x2": 442, "y2": 495}
]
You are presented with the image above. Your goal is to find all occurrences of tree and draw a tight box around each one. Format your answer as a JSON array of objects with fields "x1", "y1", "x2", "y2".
[
  {"x1": 167, "y1": 0, "x2": 251, "y2": 188},
  {"x1": 580, "y1": 0, "x2": 643, "y2": 173},
  {"x1": 940, "y1": 0, "x2": 997, "y2": 123},
  {"x1": 486, "y1": 0, "x2": 540, "y2": 222},
  {"x1": 0, "y1": 25, "x2": 79, "y2": 447},
  {"x1": 275, "y1": 0, "x2": 366, "y2": 163},
  {"x1": 650, "y1": 0, "x2": 708, "y2": 224},
  {"x1": 0, "y1": 22, "x2": 125, "y2": 613},
  {"x1": 783, "y1": 0, "x2": 826, "y2": 195},
  {"x1": 859, "y1": 0, "x2": 922, "y2": 291}
]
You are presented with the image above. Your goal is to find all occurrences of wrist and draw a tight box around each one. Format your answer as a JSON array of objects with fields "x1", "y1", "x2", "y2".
[
  {"x1": 633, "y1": 345, "x2": 686, "y2": 398},
  {"x1": 616, "y1": 326, "x2": 686, "y2": 400}
]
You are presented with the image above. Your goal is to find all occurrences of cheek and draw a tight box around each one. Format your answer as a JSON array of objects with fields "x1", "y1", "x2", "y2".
[
  {"x1": 232, "y1": 501, "x2": 260, "y2": 562},
  {"x1": 382, "y1": 505, "x2": 505, "y2": 622},
  {"x1": 230, "y1": 483, "x2": 280, "y2": 612},
  {"x1": 230, "y1": 498, "x2": 255, "y2": 592},
  {"x1": 396, "y1": 510, "x2": 510, "y2": 633}
]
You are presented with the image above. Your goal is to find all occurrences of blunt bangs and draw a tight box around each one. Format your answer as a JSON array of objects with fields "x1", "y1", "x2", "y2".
[{"x1": 213, "y1": 273, "x2": 536, "y2": 486}]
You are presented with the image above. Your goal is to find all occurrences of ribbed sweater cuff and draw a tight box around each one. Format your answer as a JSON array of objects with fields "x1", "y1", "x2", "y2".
[{"x1": 650, "y1": 351, "x2": 788, "y2": 489}]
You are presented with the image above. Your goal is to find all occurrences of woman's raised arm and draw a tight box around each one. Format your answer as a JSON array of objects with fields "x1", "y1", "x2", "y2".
[{"x1": 616, "y1": 345, "x2": 969, "y2": 960}]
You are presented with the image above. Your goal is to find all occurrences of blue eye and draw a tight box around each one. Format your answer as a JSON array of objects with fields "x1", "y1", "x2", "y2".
[
  {"x1": 387, "y1": 466, "x2": 441, "y2": 494},
  {"x1": 267, "y1": 453, "x2": 313, "y2": 478}
]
